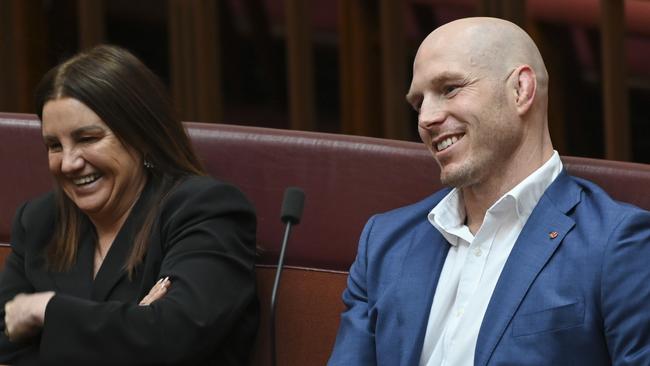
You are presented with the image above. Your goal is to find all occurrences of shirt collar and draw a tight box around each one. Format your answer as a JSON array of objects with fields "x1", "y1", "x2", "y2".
[
  {"x1": 505, "y1": 150, "x2": 562, "y2": 219},
  {"x1": 429, "y1": 188, "x2": 472, "y2": 246},
  {"x1": 428, "y1": 151, "x2": 563, "y2": 246}
]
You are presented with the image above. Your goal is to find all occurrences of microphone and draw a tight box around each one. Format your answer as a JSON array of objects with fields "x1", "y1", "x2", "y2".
[{"x1": 270, "y1": 187, "x2": 305, "y2": 366}]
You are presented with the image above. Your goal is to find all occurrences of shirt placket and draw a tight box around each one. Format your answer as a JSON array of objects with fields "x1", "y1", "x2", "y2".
[{"x1": 442, "y1": 226, "x2": 494, "y2": 358}]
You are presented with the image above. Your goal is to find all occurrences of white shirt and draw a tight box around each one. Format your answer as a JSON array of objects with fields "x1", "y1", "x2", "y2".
[{"x1": 419, "y1": 151, "x2": 563, "y2": 366}]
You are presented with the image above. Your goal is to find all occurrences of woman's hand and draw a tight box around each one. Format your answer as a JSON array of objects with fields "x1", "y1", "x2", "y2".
[
  {"x1": 4, "y1": 291, "x2": 55, "y2": 342},
  {"x1": 139, "y1": 277, "x2": 171, "y2": 306}
]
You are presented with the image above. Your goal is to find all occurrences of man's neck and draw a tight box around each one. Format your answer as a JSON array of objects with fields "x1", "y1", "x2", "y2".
[{"x1": 462, "y1": 147, "x2": 553, "y2": 235}]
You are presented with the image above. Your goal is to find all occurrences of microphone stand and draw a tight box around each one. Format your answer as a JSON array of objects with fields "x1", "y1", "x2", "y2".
[
  {"x1": 270, "y1": 186, "x2": 304, "y2": 366},
  {"x1": 270, "y1": 221, "x2": 293, "y2": 366}
]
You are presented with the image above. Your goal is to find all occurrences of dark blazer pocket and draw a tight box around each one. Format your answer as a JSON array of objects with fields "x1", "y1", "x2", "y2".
[{"x1": 512, "y1": 300, "x2": 585, "y2": 337}]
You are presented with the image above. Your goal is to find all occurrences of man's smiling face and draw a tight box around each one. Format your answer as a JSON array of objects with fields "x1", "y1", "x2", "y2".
[{"x1": 407, "y1": 24, "x2": 522, "y2": 189}]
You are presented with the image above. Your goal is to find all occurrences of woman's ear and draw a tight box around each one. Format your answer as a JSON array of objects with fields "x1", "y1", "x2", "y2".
[{"x1": 513, "y1": 65, "x2": 537, "y2": 115}]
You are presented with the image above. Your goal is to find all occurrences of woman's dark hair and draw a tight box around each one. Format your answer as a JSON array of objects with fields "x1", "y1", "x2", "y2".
[{"x1": 35, "y1": 45, "x2": 205, "y2": 276}]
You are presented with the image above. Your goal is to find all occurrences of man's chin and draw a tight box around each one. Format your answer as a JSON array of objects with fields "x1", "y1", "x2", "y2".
[{"x1": 439, "y1": 167, "x2": 475, "y2": 188}]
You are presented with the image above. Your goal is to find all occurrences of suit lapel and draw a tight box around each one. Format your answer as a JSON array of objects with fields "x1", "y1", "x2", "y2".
[
  {"x1": 397, "y1": 223, "x2": 450, "y2": 366},
  {"x1": 474, "y1": 171, "x2": 581, "y2": 366}
]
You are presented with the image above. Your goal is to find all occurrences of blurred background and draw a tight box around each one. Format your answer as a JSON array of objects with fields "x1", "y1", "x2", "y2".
[{"x1": 1, "y1": 0, "x2": 649, "y2": 162}]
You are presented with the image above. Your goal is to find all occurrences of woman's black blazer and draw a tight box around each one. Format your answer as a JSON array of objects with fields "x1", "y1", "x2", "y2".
[{"x1": 0, "y1": 175, "x2": 258, "y2": 365}]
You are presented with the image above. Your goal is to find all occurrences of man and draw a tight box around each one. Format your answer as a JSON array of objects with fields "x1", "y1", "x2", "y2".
[{"x1": 328, "y1": 17, "x2": 650, "y2": 365}]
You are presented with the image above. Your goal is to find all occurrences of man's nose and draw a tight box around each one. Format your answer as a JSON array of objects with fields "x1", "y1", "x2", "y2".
[
  {"x1": 417, "y1": 97, "x2": 446, "y2": 130},
  {"x1": 61, "y1": 148, "x2": 84, "y2": 173}
]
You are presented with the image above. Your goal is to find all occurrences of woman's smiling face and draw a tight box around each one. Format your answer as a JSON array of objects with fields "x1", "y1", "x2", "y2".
[{"x1": 42, "y1": 97, "x2": 146, "y2": 222}]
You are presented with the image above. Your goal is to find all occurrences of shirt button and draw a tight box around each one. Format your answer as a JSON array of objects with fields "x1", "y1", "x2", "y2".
[{"x1": 474, "y1": 248, "x2": 482, "y2": 257}]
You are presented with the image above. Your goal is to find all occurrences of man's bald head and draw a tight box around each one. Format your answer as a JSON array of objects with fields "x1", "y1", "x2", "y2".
[{"x1": 417, "y1": 17, "x2": 548, "y2": 94}]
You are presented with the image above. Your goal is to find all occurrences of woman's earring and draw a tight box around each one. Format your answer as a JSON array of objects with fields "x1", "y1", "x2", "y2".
[{"x1": 144, "y1": 159, "x2": 154, "y2": 169}]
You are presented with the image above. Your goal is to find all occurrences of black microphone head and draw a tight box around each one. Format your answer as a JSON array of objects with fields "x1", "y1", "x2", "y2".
[{"x1": 281, "y1": 187, "x2": 305, "y2": 224}]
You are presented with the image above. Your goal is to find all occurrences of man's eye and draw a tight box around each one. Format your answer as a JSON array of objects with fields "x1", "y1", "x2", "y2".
[
  {"x1": 410, "y1": 97, "x2": 422, "y2": 112},
  {"x1": 443, "y1": 85, "x2": 460, "y2": 95}
]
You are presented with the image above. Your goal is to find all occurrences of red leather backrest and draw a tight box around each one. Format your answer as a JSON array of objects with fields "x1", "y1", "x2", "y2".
[
  {"x1": 0, "y1": 114, "x2": 52, "y2": 247},
  {"x1": 2, "y1": 113, "x2": 650, "y2": 270}
]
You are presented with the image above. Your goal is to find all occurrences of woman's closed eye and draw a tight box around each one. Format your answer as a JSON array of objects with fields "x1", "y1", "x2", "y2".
[
  {"x1": 77, "y1": 136, "x2": 100, "y2": 144},
  {"x1": 45, "y1": 141, "x2": 62, "y2": 152}
]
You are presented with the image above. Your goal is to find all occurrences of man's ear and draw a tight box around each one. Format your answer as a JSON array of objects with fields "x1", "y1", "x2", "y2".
[{"x1": 513, "y1": 65, "x2": 536, "y2": 115}]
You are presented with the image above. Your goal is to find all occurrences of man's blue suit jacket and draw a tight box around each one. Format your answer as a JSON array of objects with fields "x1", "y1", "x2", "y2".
[{"x1": 329, "y1": 170, "x2": 650, "y2": 365}]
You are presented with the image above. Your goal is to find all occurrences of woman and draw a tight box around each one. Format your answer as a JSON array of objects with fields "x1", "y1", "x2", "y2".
[{"x1": 0, "y1": 45, "x2": 258, "y2": 365}]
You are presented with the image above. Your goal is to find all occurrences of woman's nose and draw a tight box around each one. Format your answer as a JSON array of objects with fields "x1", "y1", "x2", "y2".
[{"x1": 60, "y1": 148, "x2": 84, "y2": 174}]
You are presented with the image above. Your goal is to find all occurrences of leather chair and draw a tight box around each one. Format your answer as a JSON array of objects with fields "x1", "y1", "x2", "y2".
[{"x1": 2, "y1": 113, "x2": 650, "y2": 365}]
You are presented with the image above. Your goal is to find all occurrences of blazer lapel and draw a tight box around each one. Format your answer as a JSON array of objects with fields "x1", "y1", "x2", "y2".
[
  {"x1": 474, "y1": 171, "x2": 581, "y2": 366},
  {"x1": 91, "y1": 181, "x2": 153, "y2": 300},
  {"x1": 397, "y1": 224, "x2": 450, "y2": 366},
  {"x1": 91, "y1": 222, "x2": 133, "y2": 300}
]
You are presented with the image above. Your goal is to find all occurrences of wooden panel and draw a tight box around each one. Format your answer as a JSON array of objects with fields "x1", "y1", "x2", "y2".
[
  {"x1": 0, "y1": 1, "x2": 19, "y2": 112},
  {"x1": 250, "y1": 266, "x2": 347, "y2": 366},
  {"x1": 477, "y1": 0, "x2": 526, "y2": 27},
  {"x1": 527, "y1": 21, "x2": 569, "y2": 155},
  {"x1": 0, "y1": 0, "x2": 47, "y2": 113},
  {"x1": 168, "y1": 0, "x2": 222, "y2": 123},
  {"x1": 77, "y1": 0, "x2": 105, "y2": 50},
  {"x1": 600, "y1": 0, "x2": 630, "y2": 161},
  {"x1": 379, "y1": 0, "x2": 409, "y2": 140},
  {"x1": 241, "y1": 0, "x2": 284, "y2": 114},
  {"x1": 285, "y1": 0, "x2": 315, "y2": 130},
  {"x1": 338, "y1": 0, "x2": 381, "y2": 137}
]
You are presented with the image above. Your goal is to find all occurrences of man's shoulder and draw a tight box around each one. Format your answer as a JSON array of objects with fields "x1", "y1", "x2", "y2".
[
  {"x1": 569, "y1": 174, "x2": 648, "y2": 214},
  {"x1": 557, "y1": 174, "x2": 650, "y2": 233},
  {"x1": 367, "y1": 188, "x2": 451, "y2": 230},
  {"x1": 353, "y1": 189, "x2": 451, "y2": 290}
]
